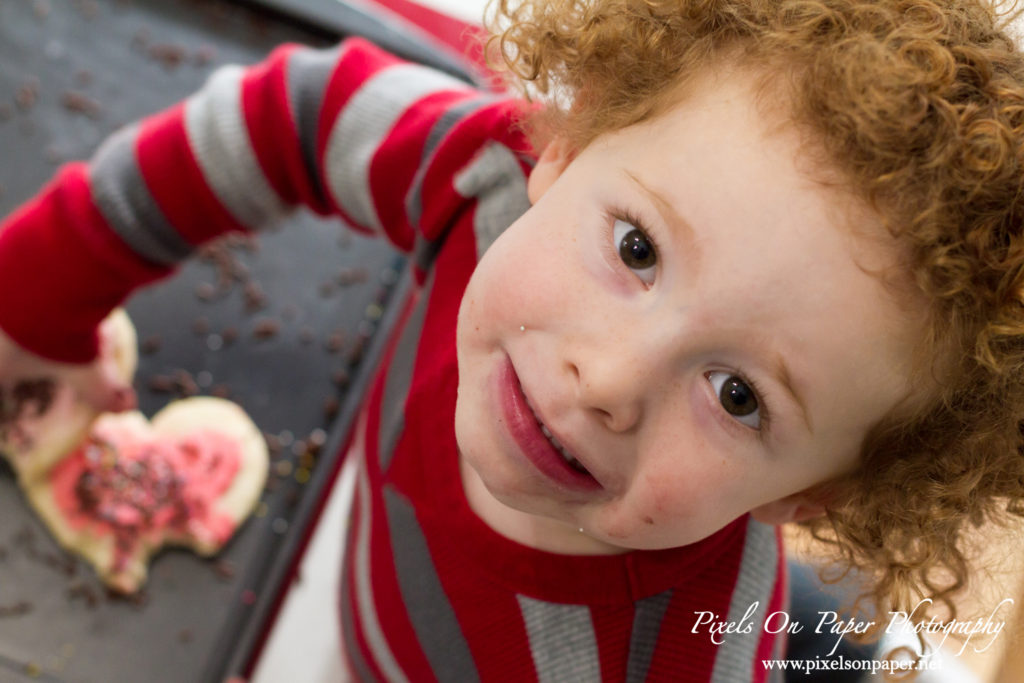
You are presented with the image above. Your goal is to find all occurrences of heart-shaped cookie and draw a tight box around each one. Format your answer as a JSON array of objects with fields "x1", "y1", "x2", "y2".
[
  {"x1": 3, "y1": 309, "x2": 268, "y2": 593},
  {"x1": 26, "y1": 397, "x2": 267, "y2": 593}
]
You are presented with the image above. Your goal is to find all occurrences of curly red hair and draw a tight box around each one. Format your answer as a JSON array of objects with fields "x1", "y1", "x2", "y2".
[{"x1": 487, "y1": 0, "x2": 1024, "y2": 621}]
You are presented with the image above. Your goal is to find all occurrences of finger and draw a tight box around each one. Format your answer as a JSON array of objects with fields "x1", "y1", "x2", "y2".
[
  {"x1": 105, "y1": 382, "x2": 138, "y2": 412},
  {"x1": 77, "y1": 361, "x2": 137, "y2": 414}
]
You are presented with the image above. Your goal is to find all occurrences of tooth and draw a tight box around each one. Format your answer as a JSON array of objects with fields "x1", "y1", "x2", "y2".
[{"x1": 541, "y1": 424, "x2": 552, "y2": 438}]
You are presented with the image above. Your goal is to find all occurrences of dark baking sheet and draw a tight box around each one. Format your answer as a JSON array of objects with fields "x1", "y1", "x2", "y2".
[{"x1": 0, "y1": 0, "x2": 427, "y2": 680}]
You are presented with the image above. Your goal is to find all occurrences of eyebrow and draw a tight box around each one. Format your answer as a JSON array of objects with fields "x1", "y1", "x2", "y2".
[
  {"x1": 623, "y1": 170, "x2": 702, "y2": 270},
  {"x1": 768, "y1": 351, "x2": 813, "y2": 434}
]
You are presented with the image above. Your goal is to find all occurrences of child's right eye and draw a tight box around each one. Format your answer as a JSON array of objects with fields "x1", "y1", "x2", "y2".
[{"x1": 613, "y1": 219, "x2": 657, "y2": 284}]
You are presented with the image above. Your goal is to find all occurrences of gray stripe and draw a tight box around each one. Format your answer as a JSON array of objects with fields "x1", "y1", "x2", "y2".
[
  {"x1": 413, "y1": 233, "x2": 442, "y2": 274},
  {"x1": 378, "y1": 270, "x2": 434, "y2": 471},
  {"x1": 355, "y1": 461, "x2": 410, "y2": 682},
  {"x1": 286, "y1": 44, "x2": 342, "y2": 206},
  {"x1": 625, "y1": 590, "x2": 674, "y2": 683},
  {"x1": 385, "y1": 486, "x2": 481, "y2": 681},
  {"x1": 710, "y1": 520, "x2": 778, "y2": 683},
  {"x1": 453, "y1": 142, "x2": 531, "y2": 260},
  {"x1": 184, "y1": 65, "x2": 289, "y2": 230},
  {"x1": 324, "y1": 63, "x2": 466, "y2": 233},
  {"x1": 406, "y1": 95, "x2": 495, "y2": 230},
  {"x1": 89, "y1": 125, "x2": 192, "y2": 265},
  {"x1": 517, "y1": 595, "x2": 601, "y2": 682},
  {"x1": 338, "y1": 483, "x2": 377, "y2": 683}
]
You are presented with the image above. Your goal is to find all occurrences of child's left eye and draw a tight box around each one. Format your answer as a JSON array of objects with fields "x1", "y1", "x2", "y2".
[
  {"x1": 707, "y1": 372, "x2": 762, "y2": 429},
  {"x1": 613, "y1": 219, "x2": 657, "y2": 285}
]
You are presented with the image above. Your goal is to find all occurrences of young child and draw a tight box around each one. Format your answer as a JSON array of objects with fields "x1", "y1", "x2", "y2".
[{"x1": 3, "y1": 0, "x2": 1024, "y2": 679}]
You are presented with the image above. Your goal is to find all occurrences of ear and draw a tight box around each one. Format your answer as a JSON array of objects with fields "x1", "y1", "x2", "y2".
[
  {"x1": 527, "y1": 137, "x2": 575, "y2": 204},
  {"x1": 749, "y1": 484, "x2": 835, "y2": 525}
]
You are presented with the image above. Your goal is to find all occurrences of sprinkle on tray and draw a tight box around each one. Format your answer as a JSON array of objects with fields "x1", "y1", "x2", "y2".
[
  {"x1": 194, "y1": 282, "x2": 216, "y2": 301},
  {"x1": 60, "y1": 90, "x2": 101, "y2": 118},
  {"x1": 212, "y1": 558, "x2": 236, "y2": 580},
  {"x1": 274, "y1": 460, "x2": 293, "y2": 478},
  {"x1": 323, "y1": 397, "x2": 340, "y2": 420},
  {"x1": 0, "y1": 601, "x2": 33, "y2": 618},
  {"x1": 221, "y1": 326, "x2": 239, "y2": 346},
  {"x1": 308, "y1": 428, "x2": 327, "y2": 448},
  {"x1": 251, "y1": 318, "x2": 279, "y2": 340},
  {"x1": 140, "y1": 335, "x2": 162, "y2": 355},
  {"x1": 325, "y1": 331, "x2": 345, "y2": 354}
]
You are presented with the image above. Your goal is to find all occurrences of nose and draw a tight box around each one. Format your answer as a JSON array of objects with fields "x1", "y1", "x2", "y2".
[{"x1": 565, "y1": 348, "x2": 646, "y2": 434}]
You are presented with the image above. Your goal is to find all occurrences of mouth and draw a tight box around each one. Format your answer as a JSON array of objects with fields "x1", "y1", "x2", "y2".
[
  {"x1": 496, "y1": 356, "x2": 601, "y2": 492},
  {"x1": 522, "y1": 393, "x2": 589, "y2": 474}
]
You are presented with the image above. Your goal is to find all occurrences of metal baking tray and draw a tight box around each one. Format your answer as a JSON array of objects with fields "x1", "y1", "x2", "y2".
[{"x1": 0, "y1": 0, "x2": 430, "y2": 679}]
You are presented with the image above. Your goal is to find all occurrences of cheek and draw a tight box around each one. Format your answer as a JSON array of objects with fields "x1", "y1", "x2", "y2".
[
  {"x1": 593, "y1": 467, "x2": 701, "y2": 543},
  {"x1": 609, "y1": 448, "x2": 747, "y2": 543},
  {"x1": 466, "y1": 224, "x2": 574, "y2": 328},
  {"x1": 636, "y1": 465, "x2": 706, "y2": 524}
]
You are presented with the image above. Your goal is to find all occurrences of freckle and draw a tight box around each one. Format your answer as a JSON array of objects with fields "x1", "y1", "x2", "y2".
[{"x1": 643, "y1": 516, "x2": 654, "y2": 525}]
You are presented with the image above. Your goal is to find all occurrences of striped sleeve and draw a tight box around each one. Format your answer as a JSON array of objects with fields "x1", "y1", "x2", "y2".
[{"x1": 0, "y1": 39, "x2": 499, "y2": 363}]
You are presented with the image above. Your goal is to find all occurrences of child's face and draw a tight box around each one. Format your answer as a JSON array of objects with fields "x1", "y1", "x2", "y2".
[{"x1": 454, "y1": 65, "x2": 924, "y2": 553}]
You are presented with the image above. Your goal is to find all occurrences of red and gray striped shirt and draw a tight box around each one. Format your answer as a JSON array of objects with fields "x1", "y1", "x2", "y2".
[{"x1": 0, "y1": 39, "x2": 786, "y2": 681}]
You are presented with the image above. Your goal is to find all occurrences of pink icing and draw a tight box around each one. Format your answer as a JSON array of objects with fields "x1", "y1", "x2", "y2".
[{"x1": 49, "y1": 424, "x2": 243, "y2": 572}]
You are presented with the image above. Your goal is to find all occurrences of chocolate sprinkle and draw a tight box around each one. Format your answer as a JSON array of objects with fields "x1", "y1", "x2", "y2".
[
  {"x1": 212, "y1": 558, "x2": 235, "y2": 580},
  {"x1": 147, "y1": 374, "x2": 176, "y2": 394},
  {"x1": 140, "y1": 335, "x2": 162, "y2": 355},
  {"x1": 221, "y1": 326, "x2": 239, "y2": 346},
  {"x1": 251, "y1": 318, "x2": 279, "y2": 340},
  {"x1": 0, "y1": 377, "x2": 56, "y2": 447},
  {"x1": 60, "y1": 90, "x2": 101, "y2": 118}
]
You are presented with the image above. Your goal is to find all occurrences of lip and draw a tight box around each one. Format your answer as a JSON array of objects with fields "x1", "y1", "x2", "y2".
[{"x1": 496, "y1": 356, "x2": 602, "y2": 493}]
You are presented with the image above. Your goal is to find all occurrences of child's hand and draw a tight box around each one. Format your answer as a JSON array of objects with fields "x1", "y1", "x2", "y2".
[{"x1": 0, "y1": 314, "x2": 136, "y2": 456}]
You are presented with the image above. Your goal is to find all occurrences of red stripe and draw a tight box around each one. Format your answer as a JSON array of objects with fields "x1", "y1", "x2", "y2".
[
  {"x1": 369, "y1": 88, "x2": 476, "y2": 251},
  {"x1": 241, "y1": 44, "x2": 329, "y2": 214},
  {"x1": 443, "y1": 584, "x2": 539, "y2": 682},
  {"x1": 135, "y1": 104, "x2": 247, "y2": 245},
  {"x1": 356, "y1": 0, "x2": 491, "y2": 77},
  {"x1": 591, "y1": 604, "x2": 632, "y2": 681},
  {"x1": 0, "y1": 164, "x2": 169, "y2": 362}
]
